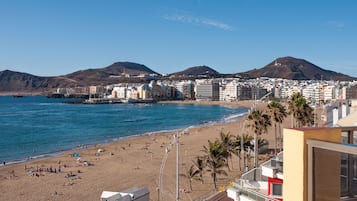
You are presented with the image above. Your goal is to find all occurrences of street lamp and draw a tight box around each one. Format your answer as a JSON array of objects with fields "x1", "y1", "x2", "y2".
[
  {"x1": 175, "y1": 129, "x2": 189, "y2": 201},
  {"x1": 158, "y1": 128, "x2": 189, "y2": 201}
]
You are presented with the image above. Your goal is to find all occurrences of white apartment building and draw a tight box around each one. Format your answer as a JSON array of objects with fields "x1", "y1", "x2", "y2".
[
  {"x1": 302, "y1": 84, "x2": 320, "y2": 103},
  {"x1": 220, "y1": 80, "x2": 239, "y2": 101},
  {"x1": 112, "y1": 86, "x2": 127, "y2": 99},
  {"x1": 322, "y1": 85, "x2": 335, "y2": 102},
  {"x1": 175, "y1": 81, "x2": 194, "y2": 100},
  {"x1": 195, "y1": 79, "x2": 220, "y2": 101}
]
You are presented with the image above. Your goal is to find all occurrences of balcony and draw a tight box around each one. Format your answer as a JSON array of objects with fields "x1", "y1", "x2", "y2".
[
  {"x1": 262, "y1": 157, "x2": 283, "y2": 180},
  {"x1": 227, "y1": 153, "x2": 283, "y2": 201}
]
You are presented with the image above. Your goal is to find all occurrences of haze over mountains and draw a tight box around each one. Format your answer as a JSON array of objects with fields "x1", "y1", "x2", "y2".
[{"x1": 0, "y1": 56, "x2": 355, "y2": 93}]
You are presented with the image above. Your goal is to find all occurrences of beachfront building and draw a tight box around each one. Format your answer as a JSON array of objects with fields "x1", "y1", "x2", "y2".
[
  {"x1": 112, "y1": 86, "x2": 127, "y2": 99},
  {"x1": 149, "y1": 80, "x2": 164, "y2": 100},
  {"x1": 195, "y1": 79, "x2": 220, "y2": 101},
  {"x1": 89, "y1": 86, "x2": 106, "y2": 98},
  {"x1": 220, "y1": 80, "x2": 239, "y2": 101},
  {"x1": 236, "y1": 85, "x2": 268, "y2": 101},
  {"x1": 137, "y1": 84, "x2": 151, "y2": 100},
  {"x1": 175, "y1": 81, "x2": 195, "y2": 100},
  {"x1": 162, "y1": 84, "x2": 176, "y2": 100},
  {"x1": 56, "y1": 87, "x2": 73, "y2": 95}
]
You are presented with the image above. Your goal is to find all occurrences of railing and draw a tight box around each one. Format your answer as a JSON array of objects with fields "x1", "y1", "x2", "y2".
[
  {"x1": 232, "y1": 182, "x2": 281, "y2": 201},
  {"x1": 232, "y1": 153, "x2": 284, "y2": 201},
  {"x1": 240, "y1": 166, "x2": 267, "y2": 182},
  {"x1": 262, "y1": 152, "x2": 284, "y2": 172}
]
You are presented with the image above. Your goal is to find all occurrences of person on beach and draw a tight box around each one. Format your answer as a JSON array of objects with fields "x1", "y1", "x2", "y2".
[{"x1": 3, "y1": 161, "x2": 5, "y2": 166}]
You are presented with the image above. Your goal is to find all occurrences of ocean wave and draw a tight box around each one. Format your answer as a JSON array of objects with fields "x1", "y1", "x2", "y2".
[
  {"x1": 121, "y1": 117, "x2": 149, "y2": 123},
  {"x1": 222, "y1": 112, "x2": 248, "y2": 122}
]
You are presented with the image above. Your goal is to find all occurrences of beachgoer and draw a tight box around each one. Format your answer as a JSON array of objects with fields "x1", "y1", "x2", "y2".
[{"x1": 3, "y1": 161, "x2": 5, "y2": 166}]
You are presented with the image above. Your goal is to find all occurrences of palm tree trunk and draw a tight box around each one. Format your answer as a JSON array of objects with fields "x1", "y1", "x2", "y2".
[
  {"x1": 238, "y1": 151, "x2": 241, "y2": 171},
  {"x1": 213, "y1": 172, "x2": 217, "y2": 190},
  {"x1": 279, "y1": 123, "x2": 282, "y2": 152},
  {"x1": 243, "y1": 152, "x2": 246, "y2": 172},
  {"x1": 227, "y1": 157, "x2": 231, "y2": 171},
  {"x1": 189, "y1": 179, "x2": 192, "y2": 191},
  {"x1": 291, "y1": 114, "x2": 294, "y2": 128},
  {"x1": 274, "y1": 123, "x2": 277, "y2": 154},
  {"x1": 254, "y1": 133, "x2": 258, "y2": 168},
  {"x1": 230, "y1": 156, "x2": 234, "y2": 170}
]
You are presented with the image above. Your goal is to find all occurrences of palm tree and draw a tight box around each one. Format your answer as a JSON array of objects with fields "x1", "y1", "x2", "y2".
[
  {"x1": 288, "y1": 92, "x2": 302, "y2": 128},
  {"x1": 202, "y1": 140, "x2": 228, "y2": 190},
  {"x1": 232, "y1": 134, "x2": 253, "y2": 171},
  {"x1": 247, "y1": 109, "x2": 271, "y2": 168},
  {"x1": 288, "y1": 93, "x2": 314, "y2": 128},
  {"x1": 218, "y1": 131, "x2": 235, "y2": 171},
  {"x1": 180, "y1": 164, "x2": 201, "y2": 191},
  {"x1": 193, "y1": 156, "x2": 205, "y2": 184},
  {"x1": 267, "y1": 101, "x2": 287, "y2": 153}
]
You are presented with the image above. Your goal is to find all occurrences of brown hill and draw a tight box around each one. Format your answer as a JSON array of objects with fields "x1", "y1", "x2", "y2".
[
  {"x1": 239, "y1": 56, "x2": 356, "y2": 81},
  {"x1": 0, "y1": 62, "x2": 160, "y2": 93},
  {"x1": 67, "y1": 62, "x2": 159, "y2": 79},
  {"x1": 170, "y1": 65, "x2": 220, "y2": 78},
  {"x1": 0, "y1": 70, "x2": 82, "y2": 93}
]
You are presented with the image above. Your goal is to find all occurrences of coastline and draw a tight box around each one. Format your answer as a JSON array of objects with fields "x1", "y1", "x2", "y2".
[
  {"x1": 0, "y1": 100, "x2": 272, "y2": 201},
  {"x1": 0, "y1": 103, "x2": 248, "y2": 166}
]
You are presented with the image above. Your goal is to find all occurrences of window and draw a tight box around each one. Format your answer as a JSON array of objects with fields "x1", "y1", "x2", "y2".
[{"x1": 271, "y1": 183, "x2": 283, "y2": 197}]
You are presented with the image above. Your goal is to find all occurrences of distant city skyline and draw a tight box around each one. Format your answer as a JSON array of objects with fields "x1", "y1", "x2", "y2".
[{"x1": 1, "y1": 0, "x2": 357, "y2": 77}]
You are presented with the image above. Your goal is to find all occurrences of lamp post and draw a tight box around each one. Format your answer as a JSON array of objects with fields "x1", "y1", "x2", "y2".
[
  {"x1": 158, "y1": 129, "x2": 189, "y2": 201},
  {"x1": 175, "y1": 129, "x2": 189, "y2": 201},
  {"x1": 175, "y1": 133, "x2": 179, "y2": 201}
]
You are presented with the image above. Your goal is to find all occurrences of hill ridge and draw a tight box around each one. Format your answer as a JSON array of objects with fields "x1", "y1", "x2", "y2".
[
  {"x1": 239, "y1": 56, "x2": 355, "y2": 81},
  {"x1": 1, "y1": 57, "x2": 355, "y2": 93}
]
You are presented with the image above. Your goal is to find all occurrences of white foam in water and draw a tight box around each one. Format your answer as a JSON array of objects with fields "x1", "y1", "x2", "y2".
[{"x1": 223, "y1": 112, "x2": 248, "y2": 122}]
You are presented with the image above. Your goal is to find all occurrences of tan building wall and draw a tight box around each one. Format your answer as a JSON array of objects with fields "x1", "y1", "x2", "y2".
[
  {"x1": 283, "y1": 128, "x2": 341, "y2": 201},
  {"x1": 314, "y1": 147, "x2": 340, "y2": 201}
]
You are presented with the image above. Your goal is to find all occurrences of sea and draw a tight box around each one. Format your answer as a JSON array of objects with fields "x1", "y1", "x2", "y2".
[{"x1": 0, "y1": 96, "x2": 248, "y2": 164}]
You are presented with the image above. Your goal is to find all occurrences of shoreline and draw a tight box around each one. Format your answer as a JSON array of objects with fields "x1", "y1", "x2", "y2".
[
  {"x1": 0, "y1": 101, "x2": 249, "y2": 168},
  {"x1": 0, "y1": 100, "x2": 269, "y2": 201},
  {"x1": 1, "y1": 109, "x2": 248, "y2": 168},
  {"x1": 0, "y1": 119, "x2": 253, "y2": 201}
]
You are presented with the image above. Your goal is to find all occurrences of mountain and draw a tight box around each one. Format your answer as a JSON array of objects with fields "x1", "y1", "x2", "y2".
[
  {"x1": 63, "y1": 62, "x2": 160, "y2": 86},
  {"x1": 170, "y1": 65, "x2": 221, "y2": 78},
  {"x1": 239, "y1": 56, "x2": 355, "y2": 81},
  {"x1": 1, "y1": 57, "x2": 355, "y2": 94},
  {"x1": 0, "y1": 70, "x2": 82, "y2": 93},
  {"x1": 0, "y1": 62, "x2": 160, "y2": 93},
  {"x1": 66, "y1": 62, "x2": 159, "y2": 79}
]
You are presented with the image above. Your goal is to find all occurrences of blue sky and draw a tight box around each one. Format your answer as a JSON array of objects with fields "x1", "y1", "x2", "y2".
[{"x1": 1, "y1": 0, "x2": 357, "y2": 77}]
